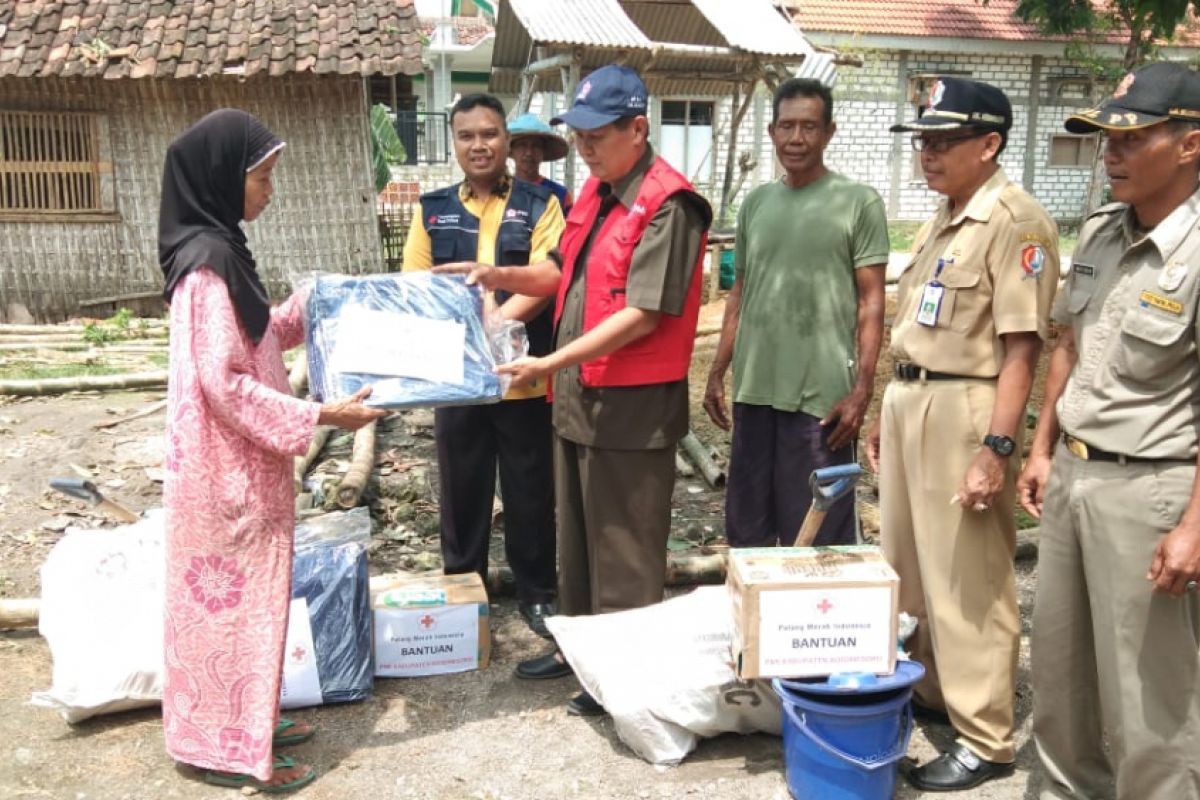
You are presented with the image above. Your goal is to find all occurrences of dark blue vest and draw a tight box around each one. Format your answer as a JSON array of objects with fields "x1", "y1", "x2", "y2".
[{"x1": 421, "y1": 178, "x2": 554, "y2": 357}]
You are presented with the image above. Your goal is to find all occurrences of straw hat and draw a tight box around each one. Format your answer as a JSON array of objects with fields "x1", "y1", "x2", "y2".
[{"x1": 508, "y1": 113, "x2": 569, "y2": 161}]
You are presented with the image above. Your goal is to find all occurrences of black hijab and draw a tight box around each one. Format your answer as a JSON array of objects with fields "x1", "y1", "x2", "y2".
[{"x1": 159, "y1": 109, "x2": 284, "y2": 344}]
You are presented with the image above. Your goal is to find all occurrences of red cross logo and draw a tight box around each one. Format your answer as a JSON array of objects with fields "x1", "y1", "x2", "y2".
[
  {"x1": 817, "y1": 598, "x2": 834, "y2": 614},
  {"x1": 419, "y1": 614, "x2": 436, "y2": 630},
  {"x1": 291, "y1": 645, "x2": 307, "y2": 662}
]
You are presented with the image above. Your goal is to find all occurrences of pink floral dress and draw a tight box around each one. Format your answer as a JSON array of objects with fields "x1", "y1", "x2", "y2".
[{"x1": 163, "y1": 267, "x2": 319, "y2": 780}]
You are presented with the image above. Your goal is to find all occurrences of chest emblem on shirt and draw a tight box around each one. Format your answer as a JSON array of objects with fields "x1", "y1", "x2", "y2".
[
  {"x1": 1158, "y1": 261, "x2": 1189, "y2": 292},
  {"x1": 1073, "y1": 263, "x2": 1095, "y2": 277},
  {"x1": 1139, "y1": 290, "x2": 1184, "y2": 316},
  {"x1": 1020, "y1": 243, "x2": 1046, "y2": 280}
]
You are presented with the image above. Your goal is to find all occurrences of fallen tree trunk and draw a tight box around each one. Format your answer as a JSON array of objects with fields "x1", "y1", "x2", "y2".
[
  {"x1": 294, "y1": 425, "x2": 333, "y2": 494},
  {"x1": 0, "y1": 371, "x2": 168, "y2": 396},
  {"x1": 679, "y1": 430, "x2": 726, "y2": 488},
  {"x1": 336, "y1": 420, "x2": 377, "y2": 508}
]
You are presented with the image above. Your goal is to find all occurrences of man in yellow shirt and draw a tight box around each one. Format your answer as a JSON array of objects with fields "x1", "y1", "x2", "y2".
[{"x1": 403, "y1": 93, "x2": 564, "y2": 637}]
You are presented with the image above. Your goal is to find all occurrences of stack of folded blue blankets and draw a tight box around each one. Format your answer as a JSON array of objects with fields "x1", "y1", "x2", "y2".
[
  {"x1": 306, "y1": 272, "x2": 506, "y2": 409},
  {"x1": 289, "y1": 508, "x2": 373, "y2": 706}
]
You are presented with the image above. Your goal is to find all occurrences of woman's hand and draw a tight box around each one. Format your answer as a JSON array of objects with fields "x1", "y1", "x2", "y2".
[{"x1": 318, "y1": 386, "x2": 387, "y2": 430}]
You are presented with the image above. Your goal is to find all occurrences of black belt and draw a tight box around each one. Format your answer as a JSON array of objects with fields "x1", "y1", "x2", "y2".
[
  {"x1": 1061, "y1": 432, "x2": 1190, "y2": 465},
  {"x1": 893, "y1": 363, "x2": 979, "y2": 382}
]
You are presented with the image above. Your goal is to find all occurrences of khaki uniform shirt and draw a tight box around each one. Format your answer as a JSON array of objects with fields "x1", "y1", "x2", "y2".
[
  {"x1": 1054, "y1": 189, "x2": 1200, "y2": 460},
  {"x1": 553, "y1": 145, "x2": 708, "y2": 450},
  {"x1": 892, "y1": 169, "x2": 1060, "y2": 376}
]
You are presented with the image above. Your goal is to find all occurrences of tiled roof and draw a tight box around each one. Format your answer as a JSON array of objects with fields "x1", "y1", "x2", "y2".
[
  {"x1": 0, "y1": 1, "x2": 424, "y2": 80},
  {"x1": 790, "y1": 0, "x2": 1200, "y2": 46},
  {"x1": 417, "y1": 15, "x2": 493, "y2": 47}
]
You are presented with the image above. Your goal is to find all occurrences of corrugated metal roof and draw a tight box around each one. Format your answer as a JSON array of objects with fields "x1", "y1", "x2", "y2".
[
  {"x1": 491, "y1": 0, "x2": 826, "y2": 95},
  {"x1": 792, "y1": 50, "x2": 838, "y2": 86},
  {"x1": 506, "y1": 0, "x2": 652, "y2": 48},
  {"x1": 690, "y1": 0, "x2": 814, "y2": 56}
]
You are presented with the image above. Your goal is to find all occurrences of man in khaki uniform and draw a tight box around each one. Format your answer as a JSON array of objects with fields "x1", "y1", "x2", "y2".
[
  {"x1": 1018, "y1": 62, "x2": 1200, "y2": 800},
  {"x1": 866, "y1": 77, "x2": 1059, "y2": 791}
]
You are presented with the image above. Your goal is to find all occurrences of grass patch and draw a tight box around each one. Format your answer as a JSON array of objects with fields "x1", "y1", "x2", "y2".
[
  {"x1": 0, "y1": 362, "x2": 127, "y2": 381},
  {"x1": 146, "y1": 352, "x2": 169, "y2": 368},
  {"x1": 888, "y1": 222, "x2": 923, "y2": 253},
  {"x1": 1015, "y1": 507, "x2": 1039, "y2": 531}
]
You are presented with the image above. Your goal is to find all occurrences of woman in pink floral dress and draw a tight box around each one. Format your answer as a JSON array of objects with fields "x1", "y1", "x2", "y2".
[{"x1": 159, "y1": 109, "x2": 383, "y2": 793}]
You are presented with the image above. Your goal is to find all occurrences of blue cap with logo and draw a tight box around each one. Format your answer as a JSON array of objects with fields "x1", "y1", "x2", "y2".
[{"x1": 551, "y1": 65, "x2": 648, "y2": 130}]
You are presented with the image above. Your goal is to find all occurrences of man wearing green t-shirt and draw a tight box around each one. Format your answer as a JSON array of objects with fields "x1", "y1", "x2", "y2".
[{"x1": 704, "y1": 78, "x2": 888, "y2": 546}]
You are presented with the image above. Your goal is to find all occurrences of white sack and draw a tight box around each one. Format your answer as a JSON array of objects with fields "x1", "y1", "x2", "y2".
[
  {"x1": 30, "y1": 511, "x2": 165, "y2": 723},
  {"x1": 547, "y1": 586, "x2": 781, "y2": 766}
]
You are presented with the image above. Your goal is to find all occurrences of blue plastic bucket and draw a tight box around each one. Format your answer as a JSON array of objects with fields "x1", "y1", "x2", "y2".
[{"x1": 772, "y1": 662, "x2": 924, "y2": 800}]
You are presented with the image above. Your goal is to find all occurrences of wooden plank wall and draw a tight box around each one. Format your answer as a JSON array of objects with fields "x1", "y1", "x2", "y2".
[{"x1": 0, "y1": 74, "x2": 384, "y2": 322}]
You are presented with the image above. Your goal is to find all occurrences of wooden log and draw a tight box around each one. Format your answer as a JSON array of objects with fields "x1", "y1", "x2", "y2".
[
  {"x1": 679, "y1": 430, "x2": 726, "y2": 488},
  {"x1": 336, "y1": 420, "x2": 377, "y2": 508},
  {"x1": 294, "y1": 425, "x2": 333, "y2": 494},
  {"x1": 0, "y1": 598, "x2": 39, "y2": 629},
  {"x1": 0, "y1": 371, "x2": 168, "y2": 396},
  {"x1": 288, "y1": 352, "x2": 308, "y2": 397}
]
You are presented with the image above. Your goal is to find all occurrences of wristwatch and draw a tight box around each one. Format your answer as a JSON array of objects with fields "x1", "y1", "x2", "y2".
[{"x1": 983, "y1": 434, "x2": 1016, "y2": 457}]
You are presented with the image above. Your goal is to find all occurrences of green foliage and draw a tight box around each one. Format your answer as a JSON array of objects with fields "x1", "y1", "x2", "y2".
[
  {"x1": 81, "y1": 307, "x2": 135, "y2": 346},
  {"x1": 888, "y1": 222, "x2": 923, "y2": 253},
  {"x1": 986, "y1": 0, "x2": 1200, "y2": 71},
  {"x1": 369, "y1": 104, "x2": 408, "y2": 193},
  {"x1": 0, "y1": 362, "x2": 125, "y2": 381}
]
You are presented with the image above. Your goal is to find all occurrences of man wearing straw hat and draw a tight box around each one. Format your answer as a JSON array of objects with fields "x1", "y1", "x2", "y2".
[
  {"x1": 1019, "y1": 61, "x2": 1200, "y2": 800},
  {"x1": 508, "y1": 112, "x2": 574, "y2": 215}
]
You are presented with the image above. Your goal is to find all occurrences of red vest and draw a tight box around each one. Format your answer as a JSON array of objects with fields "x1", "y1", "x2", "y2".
[{"x1": 554, "y1": 156, "x2": 707, "y2": 388}]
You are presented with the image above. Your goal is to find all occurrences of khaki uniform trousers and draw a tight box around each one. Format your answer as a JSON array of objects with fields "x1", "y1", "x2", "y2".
[
  {"x1": 554, "y1": 435, "x2": 676, "y2": 616},
  {"x1": 880, "y1": 378, "x2": 1020, "y2": 763},
  {"x1": 1033, "y1": 443, "x2": 1200, "y2": 800}
]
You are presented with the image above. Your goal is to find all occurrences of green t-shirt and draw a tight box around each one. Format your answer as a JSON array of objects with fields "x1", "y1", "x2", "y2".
[{"x1": 732, "y1": 171, "x2": 889, "y2": 418}]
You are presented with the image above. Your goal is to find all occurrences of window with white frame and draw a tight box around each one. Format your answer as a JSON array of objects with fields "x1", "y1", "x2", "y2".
[{"x1": 659, "y1": 100, "x2": 715, "y2": 188}]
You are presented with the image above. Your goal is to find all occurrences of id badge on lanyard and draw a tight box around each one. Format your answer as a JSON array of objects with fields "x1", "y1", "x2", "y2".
[{"x1": 916, "y1": 257, "x2": 951, "y2": 327}]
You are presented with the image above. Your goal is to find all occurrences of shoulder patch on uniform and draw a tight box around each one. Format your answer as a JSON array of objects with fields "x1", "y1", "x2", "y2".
[{"x1": 1020, "y1": 241, "x2": 1048, "y2": 280}]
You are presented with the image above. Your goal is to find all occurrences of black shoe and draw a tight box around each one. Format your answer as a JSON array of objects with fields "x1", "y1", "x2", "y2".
[
  {"x1": 514, "y1": 650, "x2": 572, "y2": 680},
  {"x1": 566, "y1": 690, "x2": 606, "y2": 717},
  {"x1": 906, "y1": 743, "x2": 1014, "y2": 792},
  {"x1": 519, "y1": 602, "x2": 556, "y2": 639},
  {"x1": 912, "y1": 701, "x2": 952, "y2": 726}
]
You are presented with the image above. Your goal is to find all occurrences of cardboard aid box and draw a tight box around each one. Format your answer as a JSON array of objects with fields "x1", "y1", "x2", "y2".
[
  {"x1": 728, "y1": 546, "x2": 899, "y2": 680},
  {"x1": 371, "y1": 573, "x2": 490, "y2": 677}
]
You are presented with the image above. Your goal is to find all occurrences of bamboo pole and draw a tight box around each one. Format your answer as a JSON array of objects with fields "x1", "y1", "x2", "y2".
[
  {"x1": 0, "y1": 598, "x2": 39, "y2": 629},
  {"x1": 679, "y1": 430, "x2": 726, "y2": 488},
  {"x1": 336, "y1": 420, "x2": 377, "y2": 508},
  {"x1": 0, "y1": 371, "x2": 168, "y2": 396}
]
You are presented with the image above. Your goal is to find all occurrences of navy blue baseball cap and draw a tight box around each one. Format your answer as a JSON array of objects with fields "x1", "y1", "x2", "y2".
[{"x1": 551, "y1": 65, "x2": 648, "y2": 130}]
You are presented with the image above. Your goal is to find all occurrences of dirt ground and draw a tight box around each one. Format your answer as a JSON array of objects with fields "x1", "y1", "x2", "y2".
[{"x1": 0, "y1": 304, "x2": 1051, "y2": 799}]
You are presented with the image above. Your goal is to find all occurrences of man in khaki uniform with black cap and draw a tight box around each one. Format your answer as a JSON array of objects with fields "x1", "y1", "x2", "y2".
[
  {"x1": 866, "y1": 77, "x2": 1059, "y2": 791},
  {"x1": 1019, "y1": 62, "x2": 1200, "y2": 800}
]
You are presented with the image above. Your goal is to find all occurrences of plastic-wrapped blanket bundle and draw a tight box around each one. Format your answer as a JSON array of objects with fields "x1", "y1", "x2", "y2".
[
  {"x1": 282, "y1": 507, "x2": 374, "y2": 709},
  {"x1": 306, "y1": 271, "x2": 528, "y2": 409}
]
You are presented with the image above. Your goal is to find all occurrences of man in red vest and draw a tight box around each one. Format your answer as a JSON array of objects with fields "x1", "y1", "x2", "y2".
[{"x1": 435, "y1": 65, "x2": 712, "y2": 716}]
